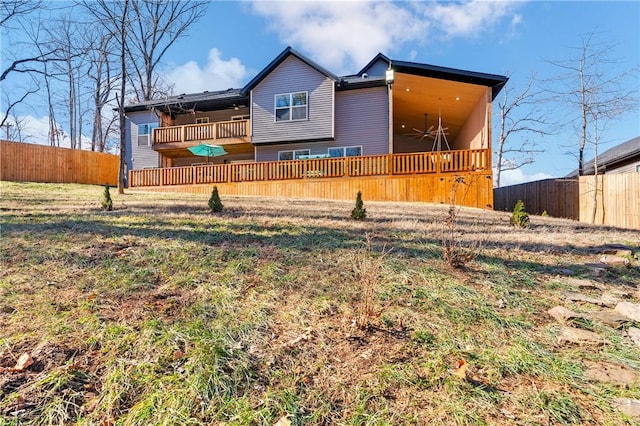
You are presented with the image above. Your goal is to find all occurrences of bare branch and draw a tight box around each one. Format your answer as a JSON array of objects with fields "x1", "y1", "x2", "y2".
[{"x1": 494, "y1": 73, "x2": 555, "y2": 188}]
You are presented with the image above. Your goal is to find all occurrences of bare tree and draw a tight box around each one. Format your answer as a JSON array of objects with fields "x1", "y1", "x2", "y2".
[
  {"x1": 0, "y1": 2, "x2": 77, "y2": 137},
  {"x1": 84, "y1": 0, "x2": 132, "y2": 193},
  {"x1": 494, "y1": 74, "x2": 553, "y2": 188},
  {"x1": 0, "y1": 2, "x2": 65, "y2": 83},
  {"x1": 0, "y1": 105, "x2": 31, "y2": 142},
  {"x1": 547, "y1": 32, "x2": 639, "y2": 223},
  {"x1": 0, "y1": 0, "x2": 41, "y2": 27},
  {"x1": 82, "y1": 0, "x2": 207, "y2": 192},
  {"x1": 547, "y1": 32, "x2": 639, "y2": 176},
  {"x1": 127, "y1": 0, "x2": 208, "y2": 102},
  {"x1": 87, "y1": 31, "x2": 117, "y2": 152}
]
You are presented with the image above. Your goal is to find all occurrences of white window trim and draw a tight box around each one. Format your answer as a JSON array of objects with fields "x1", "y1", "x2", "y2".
[
  {"x1": 274, "y1": 91, "x2": 308, "y2": 122},
  {"x1": 231, "y1": 114, "x2": 250, "y2": 121},
  {"x1": 137, "y1": 122, "x2": 159, "y2": 146},
  {"x1": 278, "y1": 149, "x2": 311, "y2": 161},
  {"x1": 195, "y1": 117, "x2": 209, "y2": 124}
]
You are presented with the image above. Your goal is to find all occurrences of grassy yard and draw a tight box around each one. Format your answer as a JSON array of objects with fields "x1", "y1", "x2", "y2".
[{"x1": 1, "y1": 181, "x2": 639, "y2": 425}]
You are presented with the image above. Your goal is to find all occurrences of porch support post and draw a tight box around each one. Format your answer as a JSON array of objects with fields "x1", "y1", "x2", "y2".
[{"x1": 388, "y1": 82, "x2": 394, "y2": 155}]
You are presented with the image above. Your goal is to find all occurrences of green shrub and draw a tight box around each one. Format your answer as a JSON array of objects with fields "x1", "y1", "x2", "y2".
[
  {"x1": 351, "y1": 191, "x2": 366, "y2": 220},
  {"x1": 208, "y1": 186, "x2": 223, "y2": 212},
  {"x1": 511, "y1": 199, "x2": 530, "y2": 228},
  {"x1": 101, "y1": 184, "x2": 113, "y2": 211}
]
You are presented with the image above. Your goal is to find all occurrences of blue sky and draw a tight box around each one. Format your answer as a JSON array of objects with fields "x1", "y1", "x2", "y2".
[{"x1": 4, "y1": 1, "x2": 639, "y2": 185}]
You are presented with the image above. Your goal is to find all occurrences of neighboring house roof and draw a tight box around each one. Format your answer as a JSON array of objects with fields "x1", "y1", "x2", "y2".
[
  {"x1": 124, "y1": 88, "x2": 247, "y2": 113},
  {"x1": 242, "y1": 46, "x2": 339, "y2": 94},
  {"x1": 566, "y1": 136, "x2": 640, "y2": 177},
  {"x1": 359, "y1": 53, "x2": 508, "y2": 100}
]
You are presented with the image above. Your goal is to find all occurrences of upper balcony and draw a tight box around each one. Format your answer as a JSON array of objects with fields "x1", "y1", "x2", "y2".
[{"x1": 152, "y1": 119, "x2": 251, "y2": 151}]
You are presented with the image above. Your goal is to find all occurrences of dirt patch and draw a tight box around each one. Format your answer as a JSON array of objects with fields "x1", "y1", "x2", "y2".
[{"x1": 0, "y1": 342, "x2": 98, "y2": 421}]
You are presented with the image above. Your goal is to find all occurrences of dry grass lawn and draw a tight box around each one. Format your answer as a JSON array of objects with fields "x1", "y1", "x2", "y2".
[{"x1": 1, "y1": 182, "x2": 639, "y2": 425}]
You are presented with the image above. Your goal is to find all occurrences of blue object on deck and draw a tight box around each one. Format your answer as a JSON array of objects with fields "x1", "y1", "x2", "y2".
[{"x1": 188, "y1": 144, "x2": 227, "y2": 162}]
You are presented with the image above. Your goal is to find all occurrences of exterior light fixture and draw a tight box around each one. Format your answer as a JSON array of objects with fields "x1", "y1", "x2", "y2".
[{"x1": 385, "y1": 69, "x2": 394, "y2": 84}]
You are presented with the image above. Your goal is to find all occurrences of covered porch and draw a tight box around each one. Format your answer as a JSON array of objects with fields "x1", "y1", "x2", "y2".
[{"x1": 391, "y1": 71, "x2": 493, "y2": 155}]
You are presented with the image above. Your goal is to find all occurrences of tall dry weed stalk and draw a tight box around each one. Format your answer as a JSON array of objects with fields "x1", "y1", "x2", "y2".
[
  {"x1": 354, "y1": 234, "x2": 388, "y2": 328},
  {"x1": 441, "y1": 176, "x2": 481, "y2": 268}
]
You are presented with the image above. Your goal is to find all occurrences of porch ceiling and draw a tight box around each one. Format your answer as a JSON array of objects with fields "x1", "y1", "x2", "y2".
[
  {"x1": 393, "y1": 73, "x2": 487, "y2": 143},
  {"x1": 154, "y1": 142, "x2": 254, "y2": 158}
]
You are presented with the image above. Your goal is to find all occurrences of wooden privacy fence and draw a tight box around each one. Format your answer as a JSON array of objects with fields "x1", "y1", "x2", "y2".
[
  {"x1": 0, "y1": 140, "x2": 118, "y2": 185},
  {"x1": 494, "y1": 173, "x2": 640, "y2": 229}
]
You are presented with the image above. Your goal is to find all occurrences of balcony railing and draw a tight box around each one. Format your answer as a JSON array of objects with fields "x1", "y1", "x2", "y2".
[
  {"x1": 153, "y1": 119, "x2": 250, "y2": 144},
  {"x1": 129, "y1": 149, "x2": 489, "y2": 188}
]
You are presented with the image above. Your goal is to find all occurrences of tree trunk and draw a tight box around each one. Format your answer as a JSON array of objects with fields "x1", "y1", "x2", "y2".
[{"x1": 117, "y1": 0, "x2": 129, "y2": 194}]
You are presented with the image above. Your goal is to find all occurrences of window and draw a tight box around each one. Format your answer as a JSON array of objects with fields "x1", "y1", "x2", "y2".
[
  {"x1": 231, "y1": 115, "x2": 250, "y2": 121},
  {"x1": 137, "y1": 122, "x2": 159, "y2": 146},
  {"x1": 278, "y1": 149, "x2": 310, "y2": 161},
  {"x1": 195, "y1": 117, "x2": 209, "y2": 124},
  {"x1": 328, "y1": 145, "x2": 363, "y2": 158},
  {"x1": 346, "y1": 146, "x2": 362, "y2": 157},
  {"x1": 275, "y1": 92, "x2": 307, "y2": 122}
]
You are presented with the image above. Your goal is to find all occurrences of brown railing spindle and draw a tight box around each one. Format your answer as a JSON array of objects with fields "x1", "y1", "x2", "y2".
[{"x1": 129, "y1": 149, "x2": 490, "y2": 188}]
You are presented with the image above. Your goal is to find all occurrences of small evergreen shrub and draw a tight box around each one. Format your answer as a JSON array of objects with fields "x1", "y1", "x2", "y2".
[
  {"x1": 208, "y1": 186, "x2": 223, "y2": 212},
  {"x1": 511, "y1": 199, "x2": 530, "y2": 228},
  {"x1": 351, "y1": 191, "x2": 366, "y2": 220},
  {"x1": 101, "y1": 184, "x2": 113, "y2": 211}
]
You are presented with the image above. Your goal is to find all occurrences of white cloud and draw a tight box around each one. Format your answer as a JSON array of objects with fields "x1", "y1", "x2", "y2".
[
  {"x1": 425, "y1": 1, "x2": 517, "y2": 38},
  {"x1": 250, "y1": 1, "x2": 428, "y2": 73},
  {"x1": 250, "y1": 0, "x2": 522, "y2": 73},
  {"x1": 496, "y1": 168, "x2": 555, "y2": 187},
  {"x1": 163, "y1": 48, "x2": 248, "y2": 94}
]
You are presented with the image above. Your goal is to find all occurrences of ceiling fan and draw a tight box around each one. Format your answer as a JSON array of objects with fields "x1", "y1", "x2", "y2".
[{"x1": 407, "y1": 113, "x2": 437, "y2": 142}]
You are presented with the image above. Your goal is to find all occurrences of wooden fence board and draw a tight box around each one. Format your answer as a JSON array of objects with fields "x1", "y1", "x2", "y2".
[
  {"x1": 0, "y1": 140, "x2": 118, "y2": 185},
  {"x1": 131, "y1": 173, "x2": 494, "y2": 210},
  {"x1": 494, "y1": 173, "x2": 639, "y2": 229}
]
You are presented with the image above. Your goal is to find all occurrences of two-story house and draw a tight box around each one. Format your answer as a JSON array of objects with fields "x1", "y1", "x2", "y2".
[{"x1": 124, "y1": 47, "x2": 507, "y2": 208}]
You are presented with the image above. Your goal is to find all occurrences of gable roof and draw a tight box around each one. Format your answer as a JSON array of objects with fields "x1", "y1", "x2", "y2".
[
  {"x1": 123, "y1": 48, "x2": 508, "y2": 113},
  {"x1": 566, "y1": 136, "x2": 640, "y2": 177},
  {"x1": 359, "y1": 53, "x2": 508, "y2": 100},
  {"x1": 124, "y1": 88, "x2": 247, "y2": 114},
  {"x1": 242, "y1": 46, "x2": 339, "y2": 94}
]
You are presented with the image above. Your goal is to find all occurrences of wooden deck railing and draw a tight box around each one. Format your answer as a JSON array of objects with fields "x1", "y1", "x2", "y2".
[
  {"x1": 129, "y1": 149, "x2": 489, "y2": 187},
  {"x1": 153, "y1": 119, "x2": 250, "y2": 144}
]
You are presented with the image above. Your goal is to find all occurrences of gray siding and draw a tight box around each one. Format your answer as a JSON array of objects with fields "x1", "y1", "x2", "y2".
[
  {"x1": 608, "y1": 160, "x2": 640, "y2": 174},
  {"x1": 127, "y1": 111, "x2": 160, "y2": 170},
  {"x1": 251, "y1": 55, "x2": 334, "y2": 144},
  {"x1": 256, "y1": 86, "x2": 388, "y2": 162},
  {"x1": 362, "y1": 58, "x2": 389, "y2": 77},
  {"x1": 335, "y1": 87, "x2": 388, "y2": 153}
]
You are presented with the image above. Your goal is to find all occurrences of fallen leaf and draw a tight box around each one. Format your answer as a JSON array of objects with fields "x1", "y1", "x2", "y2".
[
  {"x1": 273, "y1": 413, "x2": 291, "y2": 426},
  {"x1": 16, "y1": 395, "x2": 25, "y2": 410},
  {"x1": 13, "y1": 353, "x2": 33, "y2": 371},
  {"x1": 454, "y1": 359, "x2": 467, "y2": 379}
]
